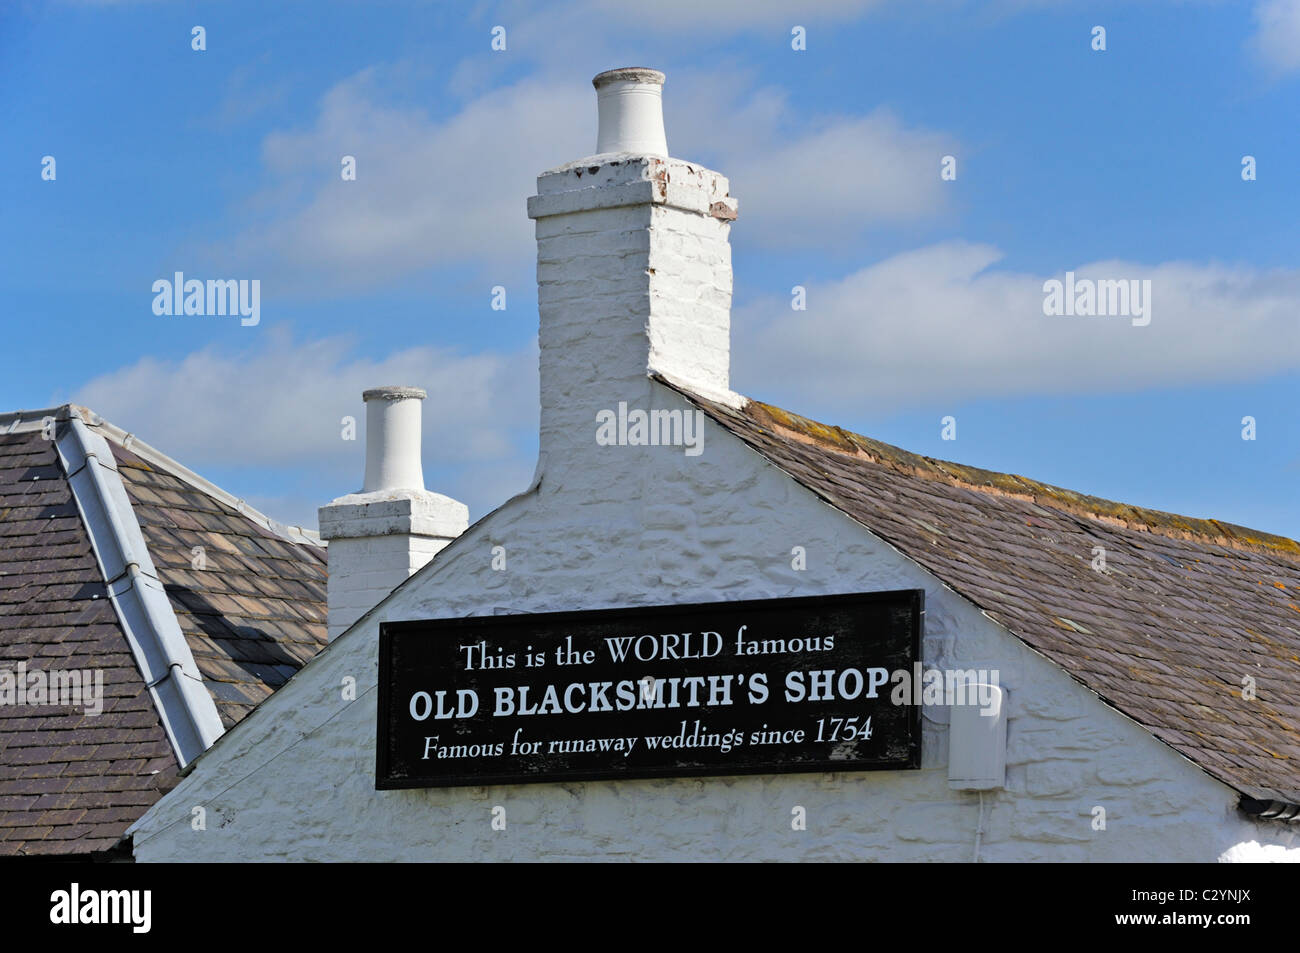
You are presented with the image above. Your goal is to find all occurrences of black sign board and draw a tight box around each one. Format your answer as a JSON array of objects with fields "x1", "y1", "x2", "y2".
[{"x1": 376, "y1": 590, "x2": 922, "y2": 789}]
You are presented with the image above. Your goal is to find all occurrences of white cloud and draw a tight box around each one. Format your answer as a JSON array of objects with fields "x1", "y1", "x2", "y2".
[
  {"x1": 491, "y1": 0, "x2": 884, "y2": 49},
  {"x1": 214, "y1": 69, "x2": 591, "y2": 289},
  {"x1": 718, "y1": 107, "x2": 954, "y2": 244},
  {"x1": 210, "y1": 57, "x2": 292, "y2": 129},
  {"x1": 581, "y1": 0, "x2": 885, "y2": 30},
  {"x1": 72, "y1": 330, "x2": 538, "y2": 518},
  {"x1": 1252, "y1": 0, "x2": 1300, "y2": 73},
  {"x1": 662, "y1": 68, "x2": 956, "y2": 242},
  {"x1": 733, "y1": 242, "x2": 1300, "y2": 409},
  {"x1": 214, "y1": 64, "x2": 953, "y2": 286}
]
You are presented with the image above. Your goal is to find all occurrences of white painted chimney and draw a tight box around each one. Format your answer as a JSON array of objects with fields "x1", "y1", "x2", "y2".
[
  {"x1": 527, "y1": 68, "x2": 741, "y2": 472},
  {"x1": 318, "y1": 387, "x2": 468, "y2": 641}
]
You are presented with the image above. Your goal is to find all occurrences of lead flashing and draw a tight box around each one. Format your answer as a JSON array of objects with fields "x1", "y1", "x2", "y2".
[{"x1": 56, "y1": 411, "x2": 225, "y2": 768}]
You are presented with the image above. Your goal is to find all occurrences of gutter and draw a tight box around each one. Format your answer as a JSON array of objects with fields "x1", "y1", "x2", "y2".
[
  {"x1": 1238, "y1": 797, "x2": 1300, "y2": 822},
  {"x1": 55, "y1": 408, "x2": 225, "y2": 767}
]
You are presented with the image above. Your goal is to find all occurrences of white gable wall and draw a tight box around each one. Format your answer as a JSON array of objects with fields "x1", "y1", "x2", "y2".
[{"x1": 127, "y1": 382, "x2": 1298, "y2": 861}]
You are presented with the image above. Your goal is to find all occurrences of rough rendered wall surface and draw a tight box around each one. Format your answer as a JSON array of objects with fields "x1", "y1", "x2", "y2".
[{"x1": 129, "y1": 385, "x2": 1296, "y2": 861}]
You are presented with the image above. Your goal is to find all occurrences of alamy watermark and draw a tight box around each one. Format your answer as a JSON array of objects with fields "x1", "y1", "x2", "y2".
[
  {"x1": 1042, "y1": 271, "x2": 1151, "y2": 326},
  {"x1": 626, "y1": 659, "x2": 1002, "y2": 716},
  {"x1": 152, "y1": 272, "x2": 260, "y2": 326},
  {"x1": 50, "y1": 883, "x2": 150, "y2": 933},
  {"x1": 1, "y1": 660, "x2": 103, "y2": 715},
  {"x1": 595, "y1": 401, "x2": 704, "y2": 457}
]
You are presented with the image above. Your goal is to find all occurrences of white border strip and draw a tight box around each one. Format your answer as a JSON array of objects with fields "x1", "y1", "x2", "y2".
[{"x1": 55, "y1": 410, "x2": 225, "y2": 767}]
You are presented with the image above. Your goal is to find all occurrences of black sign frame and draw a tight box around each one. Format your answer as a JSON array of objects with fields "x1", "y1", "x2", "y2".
[{"x1": 376, "y1": 589, "x2": 923, "y2": 789}]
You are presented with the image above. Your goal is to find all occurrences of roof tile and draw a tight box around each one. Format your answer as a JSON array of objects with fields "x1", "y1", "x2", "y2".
[{"x1": 671, "y1": 380, "x2": 1300, "y2": 806}]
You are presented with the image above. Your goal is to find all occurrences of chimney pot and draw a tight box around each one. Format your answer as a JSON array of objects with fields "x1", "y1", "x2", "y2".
[
  {"x1": 319, "y1": 385, "x2": 467, "y2": 641},
  {"x1": 592, "y1": 67, "x2": 668, "y2": 157},
  {"x1": 362, "y1": 386, "x2": 427, "y2": 493}
]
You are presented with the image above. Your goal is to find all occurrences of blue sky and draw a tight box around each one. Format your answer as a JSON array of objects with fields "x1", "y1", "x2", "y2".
[{"x1": 3, "y1": 0, "x2": 1299, "y2": 537}]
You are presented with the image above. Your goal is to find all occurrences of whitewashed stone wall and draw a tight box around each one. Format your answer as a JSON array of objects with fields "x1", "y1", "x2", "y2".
[
  {"x1": 320, "y1": 533, "x2": 447, "y2": 641},
  {"x1": 129, "y1": 384, "x2": 1298, "y2": 861}
]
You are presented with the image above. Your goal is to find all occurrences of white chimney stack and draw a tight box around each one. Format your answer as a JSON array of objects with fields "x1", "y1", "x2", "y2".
[
  {"x1": 594, "y1": 68, "x2": 668, "y2": 157},
  {"x1": 318, "y1": 386, "x2": 468, "y2": 641},
  {"x1": 527, "y1": 68, "x2": 741, "y2": 476}
]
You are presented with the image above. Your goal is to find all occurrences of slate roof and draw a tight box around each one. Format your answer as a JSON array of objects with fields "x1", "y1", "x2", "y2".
[
  {"x1": 0, "y1": 430, "x2": 178, "y2": 857},
  {"x1": 668, "y1": 379, "x2": 1300, "y2": 811},
  {"x1": 0, "y1": 409, "x2": 328, "y2": 856},
  {"x1": 112, "y1": 443, "x2": 328, "y2": 728}
]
